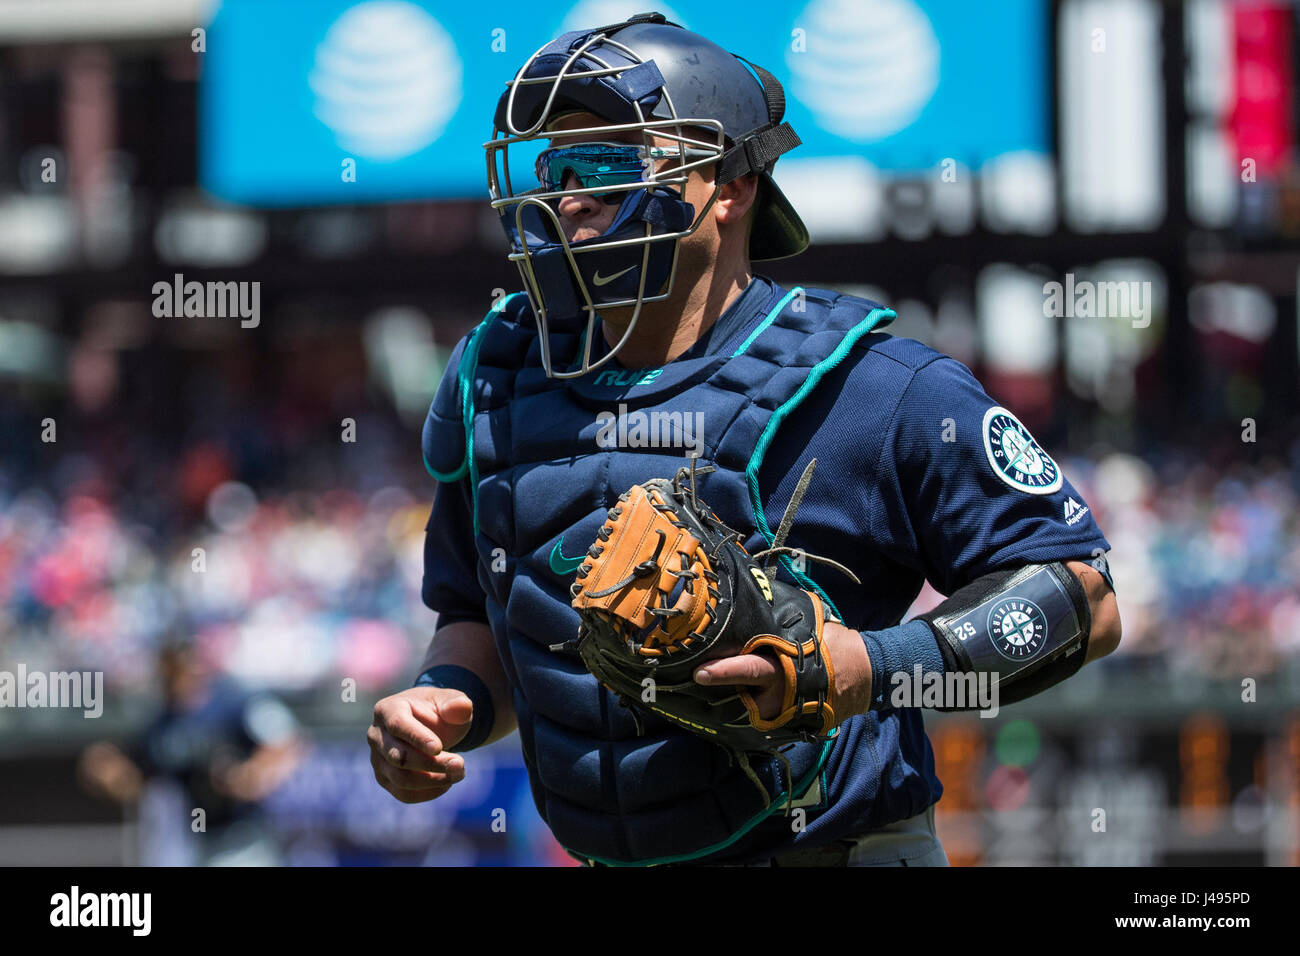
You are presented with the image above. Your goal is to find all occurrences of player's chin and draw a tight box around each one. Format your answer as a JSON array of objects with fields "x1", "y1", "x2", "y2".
[{"x1": 565, "y1": 223, "x2": 612, "y2": 243}]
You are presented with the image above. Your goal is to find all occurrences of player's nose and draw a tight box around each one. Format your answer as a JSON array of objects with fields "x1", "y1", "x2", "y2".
[{"x1": 556, "y1": 170, "x2": 601, "y2": 221}]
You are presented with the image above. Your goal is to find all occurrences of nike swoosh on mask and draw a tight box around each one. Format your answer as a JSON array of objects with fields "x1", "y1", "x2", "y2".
[{"x1": 592, "y1": 265, "x2": 636, "y2": 286}]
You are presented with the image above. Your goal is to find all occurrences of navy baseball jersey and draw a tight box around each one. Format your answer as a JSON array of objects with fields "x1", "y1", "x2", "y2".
[{"x1": 420, "y1": 274, "x2": 1111, "y2": 864}]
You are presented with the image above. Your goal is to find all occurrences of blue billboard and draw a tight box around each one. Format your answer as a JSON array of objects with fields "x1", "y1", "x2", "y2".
[{"x1": 200, "y1": 0, "x2": 1049, "y2": 206}]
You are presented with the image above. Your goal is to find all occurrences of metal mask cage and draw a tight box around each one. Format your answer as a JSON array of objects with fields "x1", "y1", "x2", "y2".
[{"x1": 484, "y1": 30, "x2": 729, "y2": 379}]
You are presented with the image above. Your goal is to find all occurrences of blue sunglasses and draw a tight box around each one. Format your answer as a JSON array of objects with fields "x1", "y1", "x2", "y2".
[{"x1": 533, "y1": 141, "x2": 715, "y2": 202}]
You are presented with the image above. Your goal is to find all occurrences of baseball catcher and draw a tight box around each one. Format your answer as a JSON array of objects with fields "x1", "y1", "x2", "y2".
[{"x1": 369, "y1": 11, "x2": 1123, "y2": 868}]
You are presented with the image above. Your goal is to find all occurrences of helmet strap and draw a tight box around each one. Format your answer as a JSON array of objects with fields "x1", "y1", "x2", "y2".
[{"x1": 716, "y1": 55, "x2": 802, "y2": 185}]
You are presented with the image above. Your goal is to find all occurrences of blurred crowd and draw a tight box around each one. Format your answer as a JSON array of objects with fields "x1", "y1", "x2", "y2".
[
  {"x1": 1059, "y1": 441, "x2": 1300, "y2": 681},
  {"x1": 0, "y1": 377, "x2": 436, "y2": 699},
  {"x1": 0, "y1": 480, "x2": 433, "y2": 697}
]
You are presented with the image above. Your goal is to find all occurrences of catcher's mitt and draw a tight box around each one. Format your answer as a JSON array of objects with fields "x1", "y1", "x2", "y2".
[{"x1": 555, "y1": 459, "x2": 860, "y2": 805}]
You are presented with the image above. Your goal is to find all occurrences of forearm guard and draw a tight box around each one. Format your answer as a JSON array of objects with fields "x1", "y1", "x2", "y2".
[{"x1": 917, "y1": 562, "x2": 1092, "y2": 709}]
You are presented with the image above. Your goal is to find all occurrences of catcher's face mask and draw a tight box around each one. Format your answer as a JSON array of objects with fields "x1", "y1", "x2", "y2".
[{"x1": 486, "y1": 27, "x2": 727, "y2": 379}]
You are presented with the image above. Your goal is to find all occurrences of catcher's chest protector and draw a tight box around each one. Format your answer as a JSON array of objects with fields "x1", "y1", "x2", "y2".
[{"x1": 429, "y1": 287, "x2": 894, "y2": 864}]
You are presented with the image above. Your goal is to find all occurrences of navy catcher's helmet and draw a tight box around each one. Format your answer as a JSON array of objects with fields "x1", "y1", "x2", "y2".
[{"x1": 486, "y1": 11, "x2": 808, "y2": 378}]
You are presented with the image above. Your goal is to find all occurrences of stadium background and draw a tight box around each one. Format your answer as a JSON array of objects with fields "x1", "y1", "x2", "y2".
[{"x1": 1, "y1": 0, "x2": 1298, "y2": 866}]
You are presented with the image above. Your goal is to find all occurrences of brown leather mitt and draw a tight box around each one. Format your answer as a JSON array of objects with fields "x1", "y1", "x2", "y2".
[{"x1": 557, "y1": 461, "x2": 860, "y2": 772}]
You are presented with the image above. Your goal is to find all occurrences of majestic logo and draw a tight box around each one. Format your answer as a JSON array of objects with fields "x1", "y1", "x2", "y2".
[
  {"x1": 1064, "y1": 496, "x2": 1090, "y2": 526},
  {"x1": 987, "y1": 598, "x2": 1047, "y2": 661},
  {"x1": 549, "y1": 537, "x2": 586, "y2": 576},
  {"x1": 981, "y1": 406, "x2": 1062, "y2": 495},
  {"x1": 592, "y1": 265, "x2": 637, "y2": 287}
]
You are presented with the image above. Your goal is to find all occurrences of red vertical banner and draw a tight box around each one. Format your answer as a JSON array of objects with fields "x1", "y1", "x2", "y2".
[{"x1": 1230, "y1": 3, "x2": 1295, "y2": 179}]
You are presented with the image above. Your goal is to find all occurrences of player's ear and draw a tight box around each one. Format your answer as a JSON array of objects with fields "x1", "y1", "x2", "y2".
[{"x1": 715, "y1": 172, "x2": 758, "y2": 226}]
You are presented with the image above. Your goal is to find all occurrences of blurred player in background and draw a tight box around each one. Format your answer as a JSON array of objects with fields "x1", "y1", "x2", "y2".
[{"x1": 78, "y1": 641, "x2": 303, "y2": 865}]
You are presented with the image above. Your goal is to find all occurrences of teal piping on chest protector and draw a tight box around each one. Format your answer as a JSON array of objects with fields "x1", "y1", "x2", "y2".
[
  {"x1": 422, "y1": 292, "x2": 527, "y2": 533},
  {"x1": 740, "y1": 297, "x2": 897, "y2": 624}
]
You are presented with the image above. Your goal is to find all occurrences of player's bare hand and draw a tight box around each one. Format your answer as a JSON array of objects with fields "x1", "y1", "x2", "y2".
[
  {"x1": 693, "y1": 621, "x2": 872, "y2": 722},
  {"x1": 368, "y1": 687, "x2": 472, "y2": 803},
  {"x1": 694, "y1": 651, "x2": 783, "y2": 720}
]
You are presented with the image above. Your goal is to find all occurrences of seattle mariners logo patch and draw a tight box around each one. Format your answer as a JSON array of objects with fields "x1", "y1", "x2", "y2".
[
  {"x1": 987, "y1": 598, "x2": 1047, "y2": 661},
  {"x1": 981, "y1": 406, "x2": 1062, "y2": 495}
]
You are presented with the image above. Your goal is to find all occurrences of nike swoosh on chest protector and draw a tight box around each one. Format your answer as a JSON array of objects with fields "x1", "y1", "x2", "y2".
[{"x1": 549, "y1": 537, "x2": 587, "y2": 575}]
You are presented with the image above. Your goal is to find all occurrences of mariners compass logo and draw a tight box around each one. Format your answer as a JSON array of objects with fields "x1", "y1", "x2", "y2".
[
  {"x1": 981, "y1": 406, "x2": 1062, "y2": 495},
  {"x1": 987, "y1": 598, "x2": 1047, "y2": 661}
]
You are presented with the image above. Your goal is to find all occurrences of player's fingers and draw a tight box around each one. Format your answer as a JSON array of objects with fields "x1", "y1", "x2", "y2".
[
  {"x1": 372, "y1": 692, "x2": 469, "y2": 759},
  {"x1": 694, "y1": 653, "x2": 780, "y2": 687},
  {"x1": 407, "y1": 692, "x2": 474, "y2": 751},
  {"x1": 374, "y1": 759, "x2": 464, "y2": 797},
  {"x1": 369, "y1": 743, "x2": 465, "y2": 795},
  {"x1": 367, "y1": 721, "x2": 464, "y2": 776}
]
